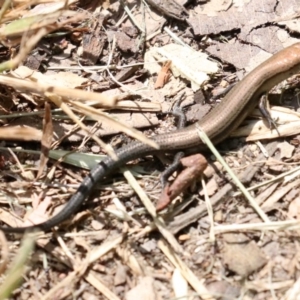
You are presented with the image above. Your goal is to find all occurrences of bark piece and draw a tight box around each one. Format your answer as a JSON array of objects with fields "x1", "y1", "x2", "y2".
[
  {"x1": 147, "y1": 0, "x2": 188, "y2": 20},
  {"x1": 82, "y1": 13, "x2": 109, "y2": 65}
]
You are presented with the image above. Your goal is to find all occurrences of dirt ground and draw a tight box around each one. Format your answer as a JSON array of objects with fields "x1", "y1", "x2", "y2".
[{"x1": 0, "y1": 0, "x2": 300, "y2": 299}]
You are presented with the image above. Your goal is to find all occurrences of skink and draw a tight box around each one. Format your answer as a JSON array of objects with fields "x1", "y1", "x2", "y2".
[{"x1": 2, "y1": 43, "x2": 300, "y2": 233}]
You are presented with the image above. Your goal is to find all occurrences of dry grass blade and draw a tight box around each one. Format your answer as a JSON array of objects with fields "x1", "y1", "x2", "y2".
[
  {"x1": 85, "y1": 271, "x2": 121, "y2": 300},
  {"x1": 37, "y1": 101, "x2": 53, "y2": 179},
  {"x1": 0, "y1": 126, "x2": 42, "y2": 140},
  {"x1": 0, "y1": 0, "x2": 11, "y2": 22},
  {"x1": 196, "y1": 124, "x2": 270, "y2": 223},
  {"x1": 40, "y1": 235, "x2": 123, "y2": 300},
  {"x1": 0, "y1": 74, "x2": 115, "y2": 107},
  {"x1": 71, "y1": 100, "x2": 159, "y2": 149},
  {"x1": 122, "y1": 168, "x2": 184, "y2": 254},
  {"x1": 283, "y1": 276, "x2": 300, "y2": 300},
  {"x1": 0, "y1": 0, "x2": 78, "y2": 23},
  {"x1": 0, "y1": 233, "x2": 36, "y2": 300},
  {"x1": 0, "y1": 231, "x2": 9, "y2": 275},
  {"x1": 158, "y1": 239, "x2": 215, "y2": 300},
  {"x1": 0, "y1": 10, "x2": 86, "y2": 70},
  {"x1": 214, "y1": 220, "x2": 300, "y2": 233},
  {"x1": 48, "y1": 93, "x2": 117, "y2": 159}
]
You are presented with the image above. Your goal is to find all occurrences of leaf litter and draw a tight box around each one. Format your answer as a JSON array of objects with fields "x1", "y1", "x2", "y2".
[{"x1": 0, "y1": 0, "x2": 300, "y2": 299}]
